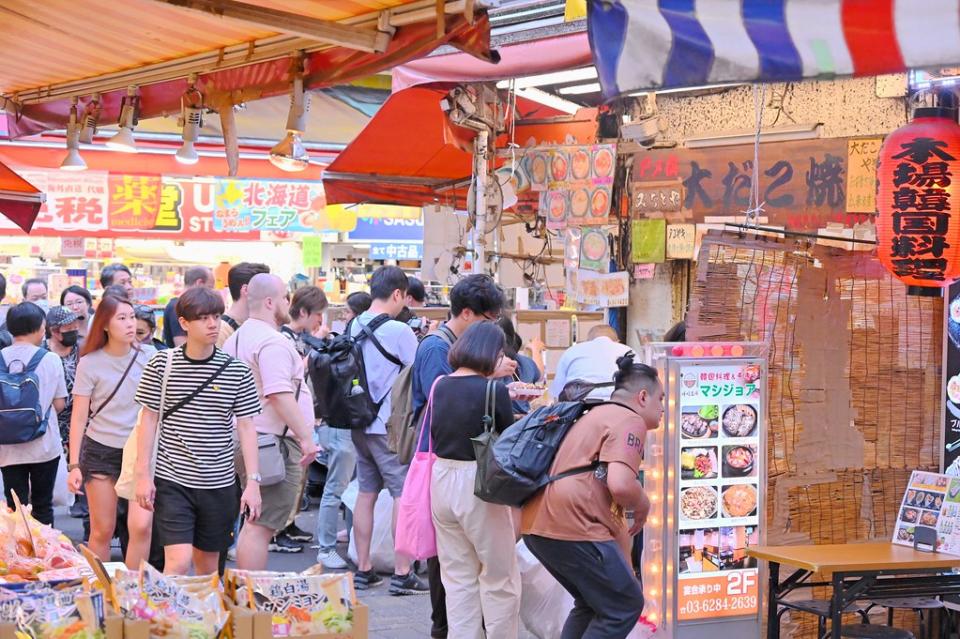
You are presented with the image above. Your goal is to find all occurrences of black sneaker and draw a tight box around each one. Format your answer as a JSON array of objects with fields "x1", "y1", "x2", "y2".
[
  {"x1": 354, "y1": 570, "x2": 383, "y2": 590},
  {"x1": 283, "y1": 523, "x2": 314, "y2": 543},
  {"x1": 268, "y1": 533, "x2": 303, "y2": 553},
  {"x1": 389, "y1": 571, "x2": 430, "y2": 596}
]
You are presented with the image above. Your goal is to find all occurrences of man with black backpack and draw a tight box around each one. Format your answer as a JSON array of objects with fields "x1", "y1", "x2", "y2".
[
  {"x1": 343, "y1": 266, "x2": 425, "y2": 594},
  {"x1": 0, "y1": 302, "x2": 67, "y2": 525},
  {"x1": 407, "y1": 274, "x2": 513, "y2": 639},
  {"x1": 521, "y1": 353, "x2": 661, "y2": 639}
]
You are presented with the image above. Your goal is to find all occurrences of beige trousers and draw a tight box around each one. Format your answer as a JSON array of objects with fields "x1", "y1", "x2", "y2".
[{"x1": 431, "y1": 457, "x2": 521, "y2": 639}]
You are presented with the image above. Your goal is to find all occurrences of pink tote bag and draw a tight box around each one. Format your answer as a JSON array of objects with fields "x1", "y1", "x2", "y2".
[{"x1": 395, "y1": 378, "x2": 441, "y2": 560}]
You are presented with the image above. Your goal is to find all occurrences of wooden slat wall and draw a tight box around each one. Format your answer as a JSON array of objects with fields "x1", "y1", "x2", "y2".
[{"x1": 687, "y1": 231, "x2": 943, "y2": 637}]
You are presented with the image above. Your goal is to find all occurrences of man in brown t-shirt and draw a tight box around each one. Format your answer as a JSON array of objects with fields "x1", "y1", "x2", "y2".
[{"x1": 522, "y1": 353, "x2": 662, "y2": 639}]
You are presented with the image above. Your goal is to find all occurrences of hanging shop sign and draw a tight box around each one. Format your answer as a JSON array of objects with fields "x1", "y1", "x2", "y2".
[
  {"x1": 632, "y1": 180, "x2": 683, "y2": 214},
  {"x1": 576, "y1": 270, "x2": 629, "y2": 307},
  {"x1": 3, "y1": 169, "x2": 349, "y2": 241},
  {"x1": 631, "y1": 139, "x2": 863, "y2": 231},
  {"x1": 631, "y1": 218, "x2": 666, "y2": 263},
  {"x1": 876, "y1": 108, "x2": 960, "y2": 288},
  {"x1": 518, "y1": 144, "x2": 616, "y2": 229},
  {"x1": 846, "y1": 138, "x2": 883, "y2": 214}
]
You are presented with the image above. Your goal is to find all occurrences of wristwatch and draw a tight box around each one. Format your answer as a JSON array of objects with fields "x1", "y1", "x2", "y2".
[
  {"x1": 247, "y1": 473, "x2": 263, "y2": 483},
  {"x1": 67, "y1": 463, "x2": 80, "y2": 472}
]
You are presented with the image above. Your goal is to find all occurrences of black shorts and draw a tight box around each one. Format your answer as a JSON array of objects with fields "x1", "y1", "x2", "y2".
[
  {"x1": 78, "y1": 435, "x2": 124, "y2": 481},
  {"x1": 153, "y1": 478, "x2": 240, "y2": 553}
]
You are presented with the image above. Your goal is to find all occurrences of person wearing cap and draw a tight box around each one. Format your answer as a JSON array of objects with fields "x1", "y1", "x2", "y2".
[{"x1": 43, "y1": 306, "x2": 82, "y2": 451}]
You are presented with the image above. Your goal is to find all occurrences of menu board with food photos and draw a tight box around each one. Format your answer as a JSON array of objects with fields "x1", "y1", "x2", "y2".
[
  {"x1": 893, "y1": 470, "x2": 960, "y2": 555},
  {"x1": 527, "y1": 144, "x2": 616, "y2": 229},
  {"x1": 676, "y1": 362, "x2": 763, "y2": 622}
]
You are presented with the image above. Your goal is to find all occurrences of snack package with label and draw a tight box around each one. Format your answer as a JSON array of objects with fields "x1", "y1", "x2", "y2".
[
  {"x1": 114, "y1": 564, "x2": 227, "y2": 639},
  {"x1": 0, "y1": 503, "x2": 88, "y2": 584},
  {"x1": 243, "y1": 571, "x2": 357, "y2": 637},
  {"x1": 0, "y1": 582, "x2": 105, "y2": 639}
]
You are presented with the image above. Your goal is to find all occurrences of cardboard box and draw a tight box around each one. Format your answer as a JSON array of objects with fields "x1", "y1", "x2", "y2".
[{"x1": 230, "y1": 603, "x2": 368, "y2": 639}]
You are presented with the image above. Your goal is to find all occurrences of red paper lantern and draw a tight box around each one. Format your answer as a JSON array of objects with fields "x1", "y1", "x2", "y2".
[{"x1": 876, "y1": 107, "x2": 960, "y2": 289}]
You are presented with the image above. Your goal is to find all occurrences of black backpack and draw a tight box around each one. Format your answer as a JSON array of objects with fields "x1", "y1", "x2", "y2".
[
  {"x1": 474, "y1": 400, "x2": 606, "y2": 507},
  {"x1": 307, "y1": 314, "x2": 401, "y2": 430}
]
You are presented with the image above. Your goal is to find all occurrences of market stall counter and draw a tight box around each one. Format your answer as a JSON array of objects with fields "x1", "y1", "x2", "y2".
[{"x1": 748, "y1": 543, "x2": 960, "y2": 639}]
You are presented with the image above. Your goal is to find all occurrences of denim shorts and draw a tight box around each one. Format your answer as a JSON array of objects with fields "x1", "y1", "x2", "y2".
[{"x1": 78, "y1": 435, "x2": 124, "y2": 482}]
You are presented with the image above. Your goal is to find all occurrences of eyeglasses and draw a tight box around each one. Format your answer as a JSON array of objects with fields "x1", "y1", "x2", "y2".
[{"x1": 482, "y1": 312, "x2": 501, "y2": 322}]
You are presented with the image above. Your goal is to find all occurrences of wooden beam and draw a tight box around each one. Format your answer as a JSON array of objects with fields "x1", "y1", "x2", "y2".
[{"x1": 152, "y1": 0, "x2": 391, "y2": 53}]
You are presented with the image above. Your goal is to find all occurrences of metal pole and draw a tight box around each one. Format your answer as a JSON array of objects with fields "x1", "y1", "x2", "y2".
[{"x1": 473, "y1": 129, "x2": 489, "y2": 274}]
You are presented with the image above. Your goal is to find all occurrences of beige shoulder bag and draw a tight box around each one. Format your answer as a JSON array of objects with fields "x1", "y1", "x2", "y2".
[{"x1": 115, "y1": 349, "x2": 174, "y2": 500}]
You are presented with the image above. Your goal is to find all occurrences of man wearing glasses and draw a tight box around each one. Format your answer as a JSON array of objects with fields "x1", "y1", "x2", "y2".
[{"x1": 409, "y1": 273, "x2": 514, "y2": 638}]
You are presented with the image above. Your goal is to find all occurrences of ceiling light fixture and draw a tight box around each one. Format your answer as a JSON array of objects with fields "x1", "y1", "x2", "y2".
[
  {"x1": 558, "y1": 82, "x2": 602, "y2": 96},
  {"x1": 176, "y1": 75, "x2": 203, "y2": 165},
  {"x1": 106, "y1": 86, "x2": 139, "y2": 153},
  {"x1": 60, "y1": 97, "x2": 87, "y2": 171},
  {"x1": 514, "y1": 87, "x2": 580, "y2": 115},
  {"x1": 496, "y1": 67, "x2": 597, "y2": 90},
  {"x1": 77, "y1": 93, "x2": 100, "y2": 145},
  {"x1": 270, "y1": 54, "x2": 310, "y2": 172}
]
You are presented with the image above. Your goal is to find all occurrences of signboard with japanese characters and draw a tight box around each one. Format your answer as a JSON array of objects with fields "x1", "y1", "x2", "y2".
[
  {"x1": 631, "y1": 139, "x2": 865, "y2": 231},
  {"x1": 15, "y1": 170, "x2": 110, "y2": 233},
  {"x1": 369, "y1": 242, "x2": 423, "y2": 260},
  {"x1": 846, "y1": 138, "x2": 883, "y2": 213},
  {"x1": 633, "y1": 180, "x2": 683, "y2": 214},
  {"x1": 676, "y1": 362, "x2": 763, "y2": 622},
  {"x1": 3, "y1": 169, "x2": 354, "y2": 241}
]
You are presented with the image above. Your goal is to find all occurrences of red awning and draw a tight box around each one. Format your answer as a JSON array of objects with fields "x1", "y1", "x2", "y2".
[
  {"x1": 393, "y1": 31, "x2": 593, "y2": 91},
  {"x1": 5, "y1": 14, "x2": 492, "y2": 138},
  {"x1": 323, "y1": 85, "x2": 598, "y2": 208},
  {"x1": 0, "y1": 160, "x2": 44, "y2": 232}
]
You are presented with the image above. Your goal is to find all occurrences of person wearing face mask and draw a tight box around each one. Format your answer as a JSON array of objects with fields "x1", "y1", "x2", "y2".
[
  {"x1": 67, "y1": 296, "x2": 155, "y2": 567},
  {"x1": 43, "y1": 307, "x2": 82, "y2": 452},
  {"x1": 22, "y1": 278, "x2": 49, "y2": 310}
]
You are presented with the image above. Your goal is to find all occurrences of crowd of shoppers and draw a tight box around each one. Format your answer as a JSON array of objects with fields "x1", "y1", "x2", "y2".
[{"x1": 0, "y1": 260, "x2": 655, "y2": 639}]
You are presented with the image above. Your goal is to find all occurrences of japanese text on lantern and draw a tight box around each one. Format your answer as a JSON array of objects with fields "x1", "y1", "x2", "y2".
[{"x1": 889, "y1": 138, "x2": 955, "y2": 281}]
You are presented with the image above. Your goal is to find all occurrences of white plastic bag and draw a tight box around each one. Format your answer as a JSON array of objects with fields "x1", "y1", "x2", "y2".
[
  {"x1": 342, "y1": 480, "x2": 395, "y2": 574},
  {"x1": 517, "y1": 539, "x2": 574, "y2": 639},
  {"x1": 517, "y1": 539, "x2": 656, "y2": 639},
  {"x1": 52, "y1": 454, "x2": 73, "y2": 508}
]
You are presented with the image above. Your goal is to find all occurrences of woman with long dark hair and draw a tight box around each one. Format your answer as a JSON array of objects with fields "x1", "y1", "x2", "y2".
[
  {"x1": 429, "y1": 321, "x2": 520, "y2": 639},
  {"x1": 66, "y1": 295, "x2": 154, "y2": 566}
]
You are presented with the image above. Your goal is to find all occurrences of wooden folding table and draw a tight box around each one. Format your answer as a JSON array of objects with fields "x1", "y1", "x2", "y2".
[{"x1": 747, "y1": 543, "x2": 960, "y2": 639}]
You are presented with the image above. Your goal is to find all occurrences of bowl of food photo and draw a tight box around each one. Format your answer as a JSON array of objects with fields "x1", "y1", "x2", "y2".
[{"x1": 681, "y1": 406, "x2": 719, "y2": 439}]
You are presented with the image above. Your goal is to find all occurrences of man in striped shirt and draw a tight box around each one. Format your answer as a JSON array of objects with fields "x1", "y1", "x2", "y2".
[{"x1": 133, "y1": 286, "x2": 263, "y2": 576}]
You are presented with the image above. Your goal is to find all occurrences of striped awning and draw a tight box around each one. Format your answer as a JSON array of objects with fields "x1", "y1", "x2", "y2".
[{"x1": 588, "y1": 0, "x2": 960, "y2": 98}]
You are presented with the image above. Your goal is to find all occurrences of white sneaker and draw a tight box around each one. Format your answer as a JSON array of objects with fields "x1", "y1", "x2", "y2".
[{"x1": 317, "y1": 549, "x2": 348, "y2": 570}]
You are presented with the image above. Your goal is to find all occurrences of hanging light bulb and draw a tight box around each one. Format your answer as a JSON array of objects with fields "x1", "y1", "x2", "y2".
[
  {"x1": 176, "y1": 75, "x2": 203, "y2": 165},
  {"x1": 60, "y1": 97, "x2": 87, "y2": 171},
  {"x1": 107, "y1": 86, "x2": 139, "y2": 153},
  {"x1": 78, "y1": 93, "x2": 100, "y2": 145},
  {"x1": 270, "y1": 56, "x2": 310, "y2": 172}
]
